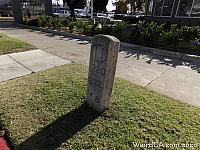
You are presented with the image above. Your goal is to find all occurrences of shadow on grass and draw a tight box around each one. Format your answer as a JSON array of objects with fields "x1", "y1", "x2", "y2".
[
  {"x1": 0, "y1": 122, "x2": 14, "y2": 150},
  {"x1": 16, "y1": 102, "x2": 100, "y2": 150}
]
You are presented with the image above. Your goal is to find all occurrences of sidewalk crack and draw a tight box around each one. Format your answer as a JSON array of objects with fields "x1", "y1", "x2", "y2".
[
  {"x1": 7, "y1": 55, "x2": 34, "y2": 73},
  {"x1": 145, "y1": 56, "x2": 183, "y2": 88}
]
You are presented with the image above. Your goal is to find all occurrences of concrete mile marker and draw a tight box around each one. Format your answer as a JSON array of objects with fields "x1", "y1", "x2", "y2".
[{"x1": 86, "y1": 34, "x2": 120, "y2": 112}]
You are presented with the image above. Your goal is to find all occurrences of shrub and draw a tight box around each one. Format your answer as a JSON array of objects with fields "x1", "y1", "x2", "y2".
[
  {"x1": 74, "y1": 21, "x2": 86, "y2": 32},
  {"x1": 113, "y1": 21, "x2": 127, "y2": 39},
  {"x1": 61, "y1": 19, "x2": 69, "y2": 31},
  {"x1": 141, "y1": 22, "x2": 164, "y2": 45},
  {"x1": 55, "y1": 18, "x2": 63, "y2": 31},
  {"x1": 99, "y1": 21, "x2": 113, "y2": 35},
  {"x1": 68, "y1": 21, "x2": 75, "y2": 31},
  {"x1": 180, "y1": 26, "x2": 196, "y2": 42},
  {"x1": 131, "y1": 21, "x2": 164, "y2": 45},
  {"x1": 86, "y1": 22, "x2": 103, "y2": 35},
  {"x1": 130, "y1": 21, "x2": 145, "y2": 43},
  {"x1": 38, "y1": 16, "x2": 47, "y2": 27},
  {"x1": 82, "y1": 22, "x2": 93, "y2": 35},
  {"x1": 161, "y1": 24, "x2": 181, "y2": 46},
  {"x1": 45, "y1": 16, "x2": 54, "y2": 28}
]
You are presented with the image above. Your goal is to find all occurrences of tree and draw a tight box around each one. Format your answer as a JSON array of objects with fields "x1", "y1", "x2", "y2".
[
  {"x1": 125, "y1": 0, "x2": 136, "y2": 13},
  {"x1": 126, "y1": 0, "x2": 145, "y2": 12},
  {"x1": 115, "y1": 0, "x2": 128, "y2": 14},
  {"x1": 135, "y1": 0, "x2": 145, "y2": 11},
  {"x1": 93, "y1": 0, "x2": 108, "y2": 12}
]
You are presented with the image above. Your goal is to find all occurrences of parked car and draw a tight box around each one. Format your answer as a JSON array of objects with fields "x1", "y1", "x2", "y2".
[
  {"x1": 94, "y1": 13, "x2": 111, "y2": 22},
  {"x1": 53, "y1": 9, "x2": 70, "y2": 18},
  {"x1": 75, "y1": 7, "x2": 90, "y2": 18},
  {"x1": 122, "y1": 11, "x2": 145, "y2": 24},
  {"x1": 113, "y1": 14, "x2": 126, "y2": 20},
  {"x1": 76, "y1": 12, "x2": 91, "y2": 18}
]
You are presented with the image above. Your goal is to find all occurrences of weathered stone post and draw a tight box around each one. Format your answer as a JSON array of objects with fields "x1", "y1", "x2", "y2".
[
  {"x1": 11, "y1": 0, "x2": 23, "y2": 23},
  {"x1": 86, "y1": 35, "x2": 120, "y2": 113},
  {"x1": 44, "y1": 0, "x2": 53, "y2": 16}
]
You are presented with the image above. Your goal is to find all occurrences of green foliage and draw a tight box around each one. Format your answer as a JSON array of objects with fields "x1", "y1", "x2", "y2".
[
  {"x1": 180, "y1": 26, "x2": 197, "y2": 42},
  {"x1": 131, "y1": 21, "x2": 164, "y2": 45},
  {"x1": 81, "y1": 22, "x2": 93, "y2": 35},
  {"x1": 113, "y1": 21, "x2": 128, "y2": 39},
  {"x1": 140, "y1": 21, "x2": 164, "y2": 45},
  {"x1": 161, "y1": 24, "x2": 180, "y2": 45},
  {"x1": 45, "y1": 16, "x2": 54, "y2": 28},
  {"x1": 73, "y1": 20, "x2": 86, "y2": 32},
  {"x1": 94, "y1": 21, "x2": 113, "y2": 35},
  {"x1": 38, "y1": 16, "x2": 47, "y2": 27},
  {"x1": 68, "y1": 21, "x2": 75, "y2": 31},
  {"x1": 179, "y1": 26, "x2": 200, "y2": 46},
  {"x1": 61, "y1": 19, "x2": 69, "y2": 31},
  {"x1": 53, "y1": 18, "x2": 63, "y2": 30},
  {"x1": 130, "y1": 21, "x2": 145, "y2": 42},
  {"x1": 37, "y1": 16, "x2": 199, "y2": 52},
  {"x1": 90, "y1": 22, "x2": 103, "y2": 35}
]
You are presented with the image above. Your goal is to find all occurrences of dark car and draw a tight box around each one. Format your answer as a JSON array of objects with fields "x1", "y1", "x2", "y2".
[
  {"x1": 122, "y1": 11, "x2": 145, "y2": 24},
  {"x1": 114, "y1": 14, "x2": 126, "y2": 20}
]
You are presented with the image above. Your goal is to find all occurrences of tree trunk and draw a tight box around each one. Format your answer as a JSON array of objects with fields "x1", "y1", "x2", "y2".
[
  {"x1": 44, "y1": 0, "x2": 53, "y2": 16},
  {"x1": 11, "y1": 0, "x2": 23, "y2": 23},
  {"x1": 70, "y1": 6, "x2": 75, "y2": 18}
]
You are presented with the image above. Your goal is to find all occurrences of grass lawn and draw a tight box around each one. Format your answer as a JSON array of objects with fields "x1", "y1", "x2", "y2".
[
  {"x1": 0, "y1": 33, "x2": 35, "y2": 55},
  {"x1": 0, "y1": 64, "x2": 200, "y2": 150}
]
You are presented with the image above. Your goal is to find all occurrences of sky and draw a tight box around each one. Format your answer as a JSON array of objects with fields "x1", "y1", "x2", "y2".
[
  {"x1": 0, "y1": 0, "x2": 116, "y2": 12},
  {"x1": 52, "y1": 0, "x2": 116, "y2": 11}
]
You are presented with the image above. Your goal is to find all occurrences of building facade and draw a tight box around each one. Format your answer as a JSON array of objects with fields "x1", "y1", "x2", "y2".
[
  {"x1": 145, "y1": 0, "x2": 200, "y2": 25},
  {"x1": 0, "y1": 0, "x2": 12, "y2": 17}
]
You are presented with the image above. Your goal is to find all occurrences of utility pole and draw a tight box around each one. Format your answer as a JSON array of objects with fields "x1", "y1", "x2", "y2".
[
  {"x1": 91, "y1": 0, "x2": 93, "y2": 19},
  {"x1": 86, "y1": 0, "x2": 89, "y2": 17}
]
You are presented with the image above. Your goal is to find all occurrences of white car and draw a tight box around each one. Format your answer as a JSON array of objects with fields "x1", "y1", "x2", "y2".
[
  {"x1": 76, "y1": 12, "x2": 91, "y2": 18},
  {"x1": 94, "y1": 13, "x2": 111, "y2": 22},
  {"x1": 53, "y1": 10, "x2": 70, "y2": 18}
]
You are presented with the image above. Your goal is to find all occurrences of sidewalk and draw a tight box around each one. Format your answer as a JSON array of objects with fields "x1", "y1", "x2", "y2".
[
  {"x1": 0, "y1": 50, "x2": 70, "y2": 82},
  {"x1": 0, "y1": 21, "x2": 200, "y2": 107}
]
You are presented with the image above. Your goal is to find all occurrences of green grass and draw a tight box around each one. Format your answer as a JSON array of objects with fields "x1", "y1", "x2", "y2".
[
  {"x1": 0, "y1": 33, "x2": 35, "y2": 55},
  {"x1": 0, "y1": 64, "x2": 200, "y2": 150}
]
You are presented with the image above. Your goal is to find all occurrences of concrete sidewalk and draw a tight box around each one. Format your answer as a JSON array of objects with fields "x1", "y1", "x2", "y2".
[
  {"x1": 0, "y1": 49, "x2": 70, "y2": 82},
  {"x1": 0, "y1": 21, "x2": 200, "y2": 107}
]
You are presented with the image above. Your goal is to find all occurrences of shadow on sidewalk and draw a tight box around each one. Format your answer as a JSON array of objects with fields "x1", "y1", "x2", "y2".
[
  {"x1": 25, "y1": 28, "x2": 91, "y2": 45},
  {"x1": 16, "y1": 102, "x2": 100, "y2": 150},
  {"x1": 0, "y1": 21, "x2": 21, "y2": 30},
  {"x1": 120, "y1": 48, "x2": 200, "y2": 73}
]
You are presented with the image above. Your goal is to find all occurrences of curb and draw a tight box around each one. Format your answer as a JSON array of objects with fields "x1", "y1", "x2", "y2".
[
  {"x1": 15, "y1": 23, "x2": 200, "y2": 63},
  {"x1": 15, "y1": 23, "x2": 92, "y2": 41},
  {"x1": 120, "y1": 42, "x2": 184, "y2": 59}
]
